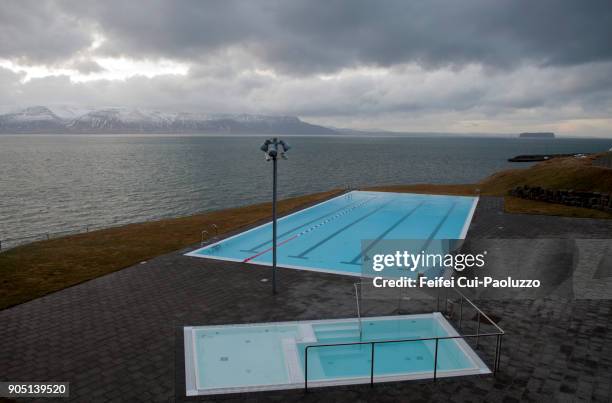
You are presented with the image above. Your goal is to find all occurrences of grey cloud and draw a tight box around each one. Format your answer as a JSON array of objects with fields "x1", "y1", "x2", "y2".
[
  {"x1": 52, "y1": 0, "x2": 612, "y2": 74},
  {"x1": 0, "y1": 67, "x2": 22, "y2": 109},
  {"x1": 0, "y1": 1, "x2": 93, "y2": 64},
  {"x1": 4, "y1": 1, "x2": 612, "y2": 77},
  {"x1": 0, "y1": 1, "x2": 611, "y2": 136},
  {"x1": 2, "y1": 60, "x2": 610, "y2": 116},
  {"x1": 70, "y1": 59, "x2": 105, "y2": 74},
  {"x1": 67, "y1": 1, "x2": 266, "y2": 61},
  {"x1": 0, "y1": 60, "x2": 611, "y2": 136}
]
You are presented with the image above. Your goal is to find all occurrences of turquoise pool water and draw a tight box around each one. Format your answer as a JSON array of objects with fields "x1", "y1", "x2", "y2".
[
  {"x1": 186, "y1": 191, "x2": 478, "y2": 275},
  {"x1": 299, "y1": 318, "x2": 471, "y2": 381},
  {"x1": 184, "y1": 314, "x2": 489, "y2": 395},
  {"x1": 192, "y1": 325, "x2": 299, "y2": 389}
]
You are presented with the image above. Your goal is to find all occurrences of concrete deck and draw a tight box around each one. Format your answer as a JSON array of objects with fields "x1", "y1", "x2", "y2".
[{"x1": 1, "y1": 197, "x2": 612, "y2": 402}]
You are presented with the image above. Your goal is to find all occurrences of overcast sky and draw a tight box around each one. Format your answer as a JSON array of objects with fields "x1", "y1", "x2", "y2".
[{"x1": 1, "y1": 0, "x2": 611, "y2": 136}]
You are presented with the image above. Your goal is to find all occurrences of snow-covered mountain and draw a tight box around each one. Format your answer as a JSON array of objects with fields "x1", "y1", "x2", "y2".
[
  {"x1": 0, "y1": 106, "x2": 337, "y2": 134},
  {"x1": 68, "y1": 108, "x2": 176, "y2": 132},
  {"x1": 0, "y1": 106, "x2": 66, "y2": 132}
]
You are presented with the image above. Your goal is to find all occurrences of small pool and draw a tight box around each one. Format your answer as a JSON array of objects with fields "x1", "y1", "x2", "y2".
[
  {"x1": 186, "y1": 191, "x2": 478, "y2": 276},
  {"x1": 184, "y1": 313, "x2": 489, "y2": 395}
]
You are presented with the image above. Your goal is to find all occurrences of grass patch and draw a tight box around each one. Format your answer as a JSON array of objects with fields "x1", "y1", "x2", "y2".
[
  {"x1": 479, "y1": 153, "x2": 612, "y2": 195},
  {"x1": 368, "y1": 156, "x2": 612, "y2": 216},
  {"x1": 0, "y1": 189, "x2": 342, "y2": 310},
  {"x1": 365, "y1": 183, "x2": 479, "y2": 196}
]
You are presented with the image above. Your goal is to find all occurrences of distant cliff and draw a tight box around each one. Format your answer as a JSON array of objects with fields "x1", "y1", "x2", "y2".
[
  {"x1": 519, "y1": 132, "x2": 555, "y2": 138},
  {"x1": 0, "y1": 106, "x2": 338, "y2": 135}
]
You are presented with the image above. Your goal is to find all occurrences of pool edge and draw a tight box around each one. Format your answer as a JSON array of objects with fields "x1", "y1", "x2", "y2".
[
  {"x1": 183, "y1": 313, "x2": 491, "y2": 396},
  {"x1": 185, "y1": 191, "x2": 480, "y2": 277}
]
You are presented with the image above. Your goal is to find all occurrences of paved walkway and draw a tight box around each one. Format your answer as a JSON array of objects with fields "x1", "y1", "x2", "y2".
[{"x1": 1, "y1": 197, "x2": 611, "y2": 402}]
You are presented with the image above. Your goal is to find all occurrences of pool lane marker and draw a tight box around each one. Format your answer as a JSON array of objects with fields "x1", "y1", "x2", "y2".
[
  {"x1": 240, "y1": 197, "x2": 370, "y2": 253},
  {"x1": 289, "y1": 198, "x2": 395, "y2": 260},
  {"x1": 242, "y1": 234, "x2": 299, "y2": 263},
  {"x1": 342, "y1": 201, "x2": 426, "y2": 265},
  {"x1": 242, "y1": 196, "x2": 377, "y2": 263},
  {"x1": 344, "y1": 201, "x2": 457, "y2": 267},
  {"x1": 421, "y1": 201, "x2": 458, "y2": 251},
  {"x1": 407, "y1": 202, "x2": 459, "y2": 277}
]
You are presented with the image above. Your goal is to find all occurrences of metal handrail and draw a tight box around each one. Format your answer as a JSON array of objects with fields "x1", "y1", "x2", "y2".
[
  {"x1": 200, "y1": 224, "x2": 219, "y2": 246},
  {"x1": 451, "y1": 287, "x2": 504, "y2": 334},
  {"x1": 353, "y1": 283, "x2": 362, "y2": 341},
  {"x1": 305, "y1": 288, "x2": 504, "y2": 392},
  {"x1": 304, "y1": 330, "x2": 504, "y2": 392},
  {"x1": 437, "y1": 287, "x2": 503, "y2": 349}
]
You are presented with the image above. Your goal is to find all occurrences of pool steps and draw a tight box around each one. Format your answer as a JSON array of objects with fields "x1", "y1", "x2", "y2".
[{"x1": 297, "y1": 324, "x2": 316, "y2": 343}]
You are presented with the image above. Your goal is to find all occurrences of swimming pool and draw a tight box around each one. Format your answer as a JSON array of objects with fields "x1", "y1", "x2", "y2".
[
  {"x1": 186, "y1": 191, "x2": 478, "y2": 276},
  {"x1": 184, "y1": 313, "x2": 489, "y2": 395}
]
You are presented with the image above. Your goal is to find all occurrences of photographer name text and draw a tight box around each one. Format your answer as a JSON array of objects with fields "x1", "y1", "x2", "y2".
[{"x1": 372, "y1": 276, "x2": 541, "y2": 288}]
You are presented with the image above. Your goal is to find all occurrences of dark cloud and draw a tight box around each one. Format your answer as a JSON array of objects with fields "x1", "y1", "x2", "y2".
[
  {"x1": 4, "y1": 0, "x2": 612, "y2": 75},
  {"x1": 51, "y1": 0, "x2": 612, "y2": 74},
  {"x1": 0, "y1": 1, "x2": 611, "y2": 136},
  {"x1": 66, "y1": 1, "x2": 266, "y2": 61},
  {"x1": 0, "y1": 1, "x2": 93, "y2": 64}
]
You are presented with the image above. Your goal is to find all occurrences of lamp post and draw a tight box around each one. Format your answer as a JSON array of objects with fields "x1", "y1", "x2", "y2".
[{"x1": 260, "y1": 137, "x2": 290, "y2": 295}]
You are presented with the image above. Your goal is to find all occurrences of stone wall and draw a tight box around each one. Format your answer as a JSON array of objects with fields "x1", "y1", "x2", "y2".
[
  {"x1": 509, "y1": 185, "x2": 612, "y2": 212},
  {"x1": 593, "y1": 152, "x2": 612, "y2": 169}
]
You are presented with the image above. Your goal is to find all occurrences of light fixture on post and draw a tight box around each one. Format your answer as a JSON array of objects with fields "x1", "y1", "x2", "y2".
[{"x1": 260, "y1": 137, "x2": 290, "y2": 295}]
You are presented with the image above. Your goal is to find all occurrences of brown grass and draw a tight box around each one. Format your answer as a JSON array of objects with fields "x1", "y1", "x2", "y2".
[
  {"x1": 0, "y1": 189, "x2": 342, "y2": 310},
  {"x1": 479, "y1": 153, "x2": 612, "y2": 195},
  {"x1": 2, "y1": 154, "x2": 611, "y2": 310},
  {"x1": 365, "y1": 183, "x2": 480, "y2": 196},
  {"x1": 367, "y1": 154, "x2": 612, "y2": 198},
  {"x1": 504, "y1": 196, "x2": 612, "y2": 219},
  {"x1": 481, "y1": 154, "x2": 612, "y2": 218},
  {"x1": 368, "y1": 156, "x2": 612, "y2": 220}
]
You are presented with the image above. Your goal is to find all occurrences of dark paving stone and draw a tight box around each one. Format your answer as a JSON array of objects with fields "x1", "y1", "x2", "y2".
[{"x1": 1, "y1": 197, "x2": 612, "y2": 402}]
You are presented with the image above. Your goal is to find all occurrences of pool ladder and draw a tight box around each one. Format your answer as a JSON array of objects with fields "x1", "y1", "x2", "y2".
[
  {"x1": 354, "y1": 282, "x2": 363, "y2": 342},
  {"x1": 200, "y1": 224, "x2": 219, "y2": 246}
]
